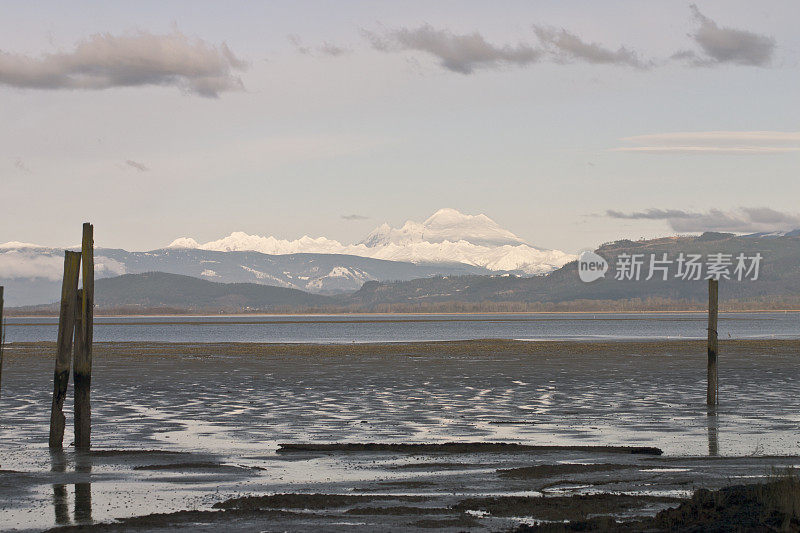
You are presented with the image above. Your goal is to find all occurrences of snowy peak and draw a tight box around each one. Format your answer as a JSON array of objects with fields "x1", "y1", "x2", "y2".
[
  {"x1": 0, "y1": 241, "x2": 47, "y2": 249},
  {"x1": 165, "y1": 208, "x2": 575, "y2": 275},
  {"x1": 360, "y1": 208, "x2": 526, "y2": 248},
  {"x1": 423, "y1": 207, "x2": 491, "y2": 227},
  {"x1": 169, "y1": 232, "x2": 347, "y2": 255},
  {"x1": 168, "y1": 237, "x2": 200, "y2": 249},
  {"x1": 422, "y1": 208, "x2": 526, "y2": 246}
]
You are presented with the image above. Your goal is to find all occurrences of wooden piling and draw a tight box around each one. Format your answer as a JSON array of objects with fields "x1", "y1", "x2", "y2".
[
  {"x1": 707, "y1": 278, "x2": 719, "y2": 407},
  {"x1": 0, "y1": 285, "x2": 4, "y2": 399},
  {"x1": 49, "y1": 251, "x2": 82, "y2": 448},
  {"x1": 74, "y1": 223, "x2": 94, "y2": 449}
]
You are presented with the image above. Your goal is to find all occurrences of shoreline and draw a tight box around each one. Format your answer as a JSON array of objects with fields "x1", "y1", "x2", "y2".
[
  {"x1": 6, "y1": 337, "x2": 800, "y2": 354},
  {"x1": 7, "y1": 308, "x2": 800, "y2": 319}
]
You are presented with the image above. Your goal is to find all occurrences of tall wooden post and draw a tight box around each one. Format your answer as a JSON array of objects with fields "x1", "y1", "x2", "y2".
[
  {"x1": 707, "y1": 278, "x2": 719, "y2": 407},
  {"x1": 0, "y1": 285, "x2": 4, "y2": 399},
  {"x1": 49, "y1": 251, "x2": 81, "y2": 448},
  {"x1": 74, "y1": 223, "x2": 94, "y2": 449}
]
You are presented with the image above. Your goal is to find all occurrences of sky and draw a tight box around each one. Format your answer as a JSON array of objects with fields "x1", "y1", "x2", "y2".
[{"x1": 1, "y1": 0, "x2": 798, "y2": 253}]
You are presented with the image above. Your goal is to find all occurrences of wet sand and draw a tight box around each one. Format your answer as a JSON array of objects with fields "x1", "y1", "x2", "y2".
[{"x1": 0, "y1": 340, "x2": 799, "y2": 531}]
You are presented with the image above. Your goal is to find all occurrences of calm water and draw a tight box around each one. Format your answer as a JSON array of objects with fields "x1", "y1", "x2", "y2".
[{"x1": 5, "y1": 311, "x2": 800, "y2": 343}]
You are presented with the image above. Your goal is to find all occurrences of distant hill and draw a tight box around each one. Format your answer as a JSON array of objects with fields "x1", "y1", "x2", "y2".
[
  {"x1": 0, "y1": 247, "x2": 490, "y2": 307},
  {"x1": 349, "y1": 233, "x2": 800, "y2": 311},
  {"x1": 94, "y1": 272, "x2": 334, "y2": 312}
]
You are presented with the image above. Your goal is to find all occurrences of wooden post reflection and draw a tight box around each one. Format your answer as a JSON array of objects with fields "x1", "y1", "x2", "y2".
[
  {"x1": 74, "y1": 451, "x2": 92, "y2": 523},
  {"x1": 49, "y1": 450, "x2": 70, "y2": 525},
  {"x1": 707, "y1": 409, "x2": 719, "y2": 457}
]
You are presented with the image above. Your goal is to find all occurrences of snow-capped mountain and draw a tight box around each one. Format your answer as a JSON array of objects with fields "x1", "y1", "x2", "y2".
[
  {"x1": 169, "y1": 208, "x2": 575, "y2": 275},
  {"x1": 0, "y1": 209, "x2": 576, "y2": 306},
  {"x1": 360, "y1": 208, "x2": 525, "y2": 247},
  {"x1": 0, "y1": 245, "x2": 490, "y2": 306}
]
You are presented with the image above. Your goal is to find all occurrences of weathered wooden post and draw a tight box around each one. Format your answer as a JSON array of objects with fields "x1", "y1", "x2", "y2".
[
  {"x1": 74, "y1": 223, "x2": 94, "y2": 449},
  {"x1": 0, "y1": 285, "x2": 4, "y2": 399},
  {"x1": 707, "y1": 278, "x2": 719, "y2": 407},
  {"x1": 49, "y1": 251, "x2": 82, "y2": 448}
]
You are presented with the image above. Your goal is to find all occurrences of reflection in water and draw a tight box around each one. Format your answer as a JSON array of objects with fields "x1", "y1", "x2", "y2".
[
  {"x1": 707, "y1": 409, "x2": 719, "y2": 456},
  {"x1": 49, "y1": 450, "x2": 93, "y2": 525},
  {"x1": 49, "y1": 450, "x2": 69, "y2": 525},
  {"x1": 74, "y1": 452, "x2": 92, "y2": 524}
]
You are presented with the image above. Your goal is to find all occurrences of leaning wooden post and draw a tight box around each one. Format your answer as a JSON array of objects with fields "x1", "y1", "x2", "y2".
[
  {"x1": 707, "y1": 278, "x2": 719, "y2": 407},
  {"x1": 74, "y1": 223, "x2": 94, "y2": 449},
  {"x1": 49, "y1": 252, "x2": 82, "y2": 448},
  {"x1": 0, "y1": 285, "x2": 4, "y2": 399}
]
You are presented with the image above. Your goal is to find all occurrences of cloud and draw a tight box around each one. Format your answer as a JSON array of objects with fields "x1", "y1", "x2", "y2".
[
  {"x1": 533, "y1": 26, "x2": 650, "y2": 68},
  {"x1": 0, "y1": 31, "x2": 247, "y2": 97},
  {"x1": 607, "y1": 207, "x2": 800, "y2": 233},
  {"x1": 319, "y1": 42, "x2": 349, "y2": 57},
  {"x1": 607, "y1": 209, "x2": 702, "y2": 220},
  {"x1": 614, "y1": 131, "x2": 800, "y2": 155},
  {"x1": 616, "y1": 147, "x2": 799, "y2": 155},
  {"x1": 14, "y1": 157, "x2": 31, "y2": 173},
  {"x1": 0, "y1": 250, "x2": 63, "y2": 280},
  {"x1": 96, "y1": 256, "x2": 127, "y2": 276},
  {"x1": 125, "y1": 159, "x2": 149, "y2": 172},
  {"x1": 687, "y1": 5, "x2": 775, "y2": 66},
  {"x1": 364, "y1": 25, "x2": 542, "y2": 74},
  {"x1": 287, "y1": 34, "x2": 311, "y2": 55},
  {"x1": 288, "y1": 35, "x2": 349, "y2": 57},
  {"x1": 364, "y1": 9, "x2": 778, "y2": 74},
  {"x1": 341, "y1": 214, "x2": 369, "y2": 221}
]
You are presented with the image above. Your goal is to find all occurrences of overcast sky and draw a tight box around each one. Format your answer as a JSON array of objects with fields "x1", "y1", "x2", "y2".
[{"x1": 1, "y1": 0, "x2": 799, "y2": 253}]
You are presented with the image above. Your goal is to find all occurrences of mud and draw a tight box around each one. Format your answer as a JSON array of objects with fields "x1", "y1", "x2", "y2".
[
  {"x1": 213, "y1": 493, "x2": 425, "y2": 510},
  {"x1": 454, "y1": 494, "x2": 682, "y2": 520},
  {"x1": 497, "y1": 463, "x2": 633, "y2": 479},
  {"x1": 516, "y1": 477, "x2": 800, "y2": 532},
  {"x1": 1, "y1": 339, "x2": 799, "y2": 531}
]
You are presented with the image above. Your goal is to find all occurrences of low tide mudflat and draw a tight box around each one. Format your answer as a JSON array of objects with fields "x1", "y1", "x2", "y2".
[{"x1": 1, "y1": 339, "x2": 799, "y2": 531}]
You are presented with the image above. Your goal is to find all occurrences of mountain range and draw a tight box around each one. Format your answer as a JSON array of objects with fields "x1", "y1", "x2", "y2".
[
  {"x1": 0, "y1": 209, "x2": 574, "y2": 306},
  {"x1": 9, "y1": 231, "x2": 800, "y2": 314},
  {"x1": 349, "y1": 232, "x2": 800, "y2": 310},
  {"x1": 167, "y1": 208, "x2": 574, "y2": 274},
  {"x1": 7, "y1": 210, "x2": 800, "y2": 311}
]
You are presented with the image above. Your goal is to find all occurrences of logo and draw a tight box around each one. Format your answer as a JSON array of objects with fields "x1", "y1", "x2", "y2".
[{"x1": 578, "y1": 251, "x2": 608, "y2": 283}]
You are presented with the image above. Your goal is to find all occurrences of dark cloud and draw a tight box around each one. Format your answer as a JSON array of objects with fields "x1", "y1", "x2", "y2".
[
  {"x1": 606, "y1": 209, "x2": 701, "y2": 220},
  {"x1": 364, "y1": 9, "x2": 778, "y2": 75},
  {"x1": 125, "y1": 159, "x2": 149, "y2": 172},
  {"x1": 319, "y1": 42, "x2": 349, "y2": 57},
  {"x1": 364, "y1": 25, "x2": 542, "y2": 74},
  {"x1": 0, "y1": 31, "x2": 247, "y2": 97},
  {"x1": 607, "y1": 207, "x2": 800, "y2": 233},
  {"x1": 533, "y1": 26, "x2": 650, "y2": 68},
  {"x1": 687, "y1": 5, "x2": 775, "y2": 66},
  {"x1": 341, "y1": 214, "x2": 369, "y2": 221}
]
